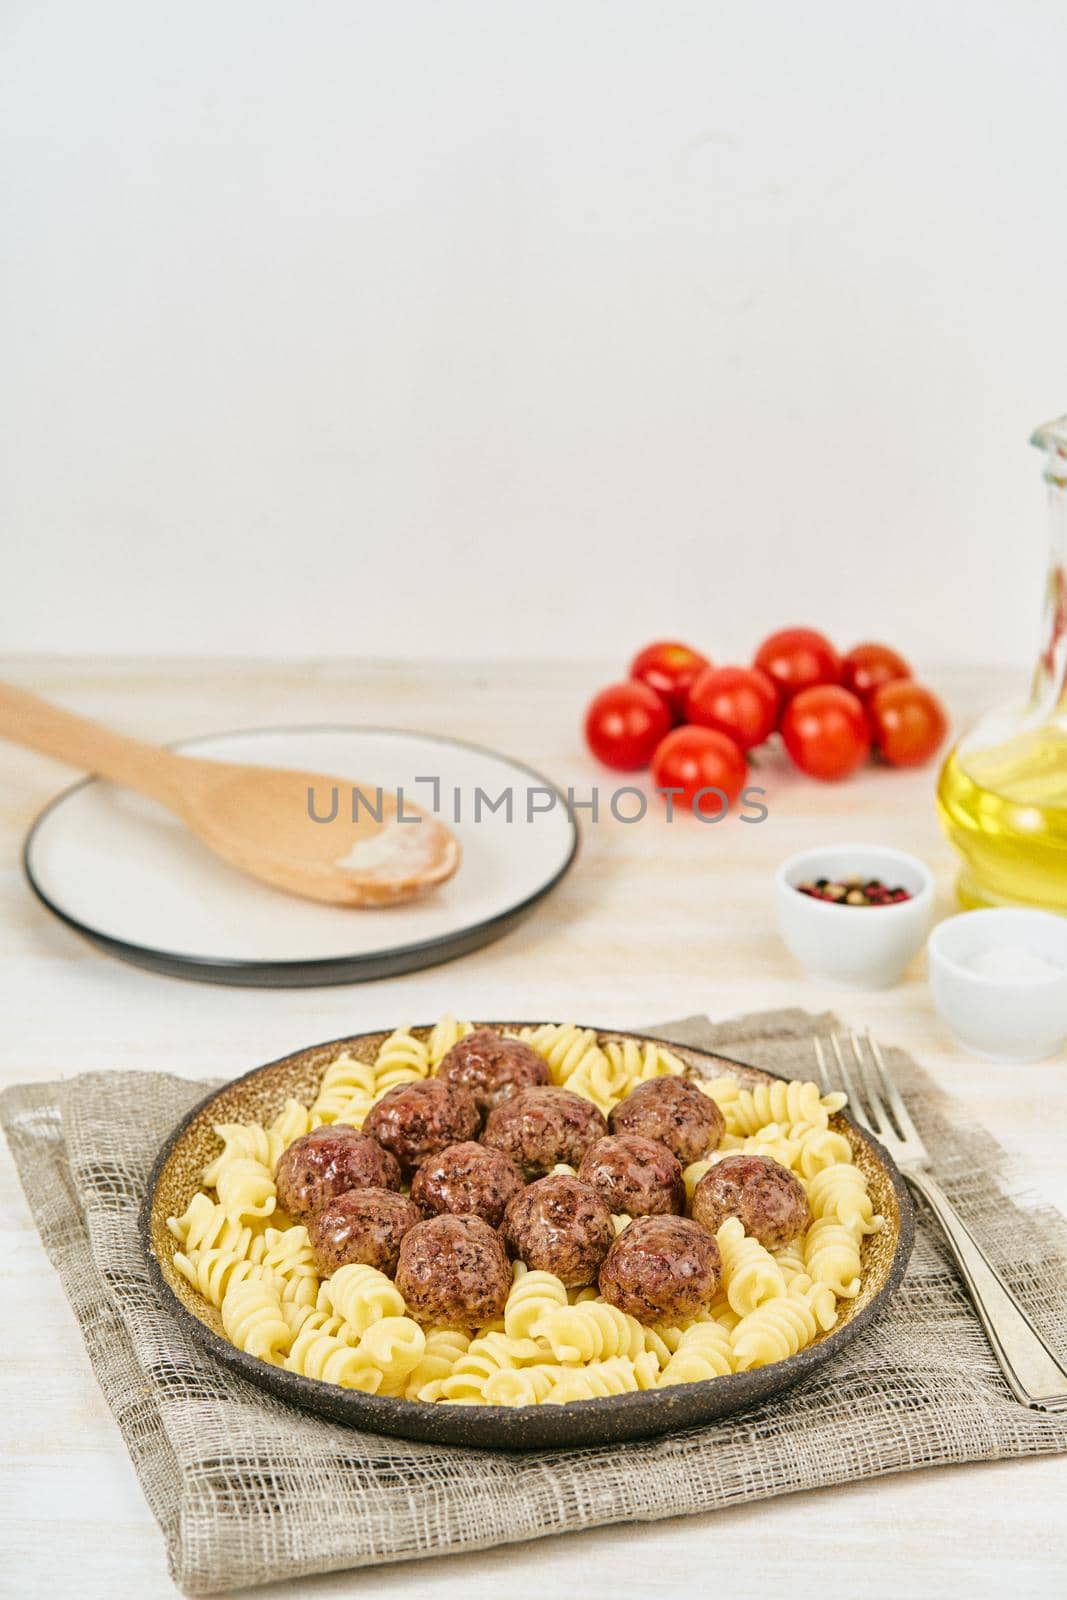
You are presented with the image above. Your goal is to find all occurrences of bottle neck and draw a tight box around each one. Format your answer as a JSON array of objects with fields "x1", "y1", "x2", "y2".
[{"x1": 1030, "y1": 435, "x2": 1067, "y2": 713}]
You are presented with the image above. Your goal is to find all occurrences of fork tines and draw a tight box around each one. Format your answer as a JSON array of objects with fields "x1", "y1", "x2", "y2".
[{"x1": 814, "y1": 1030, "x2": 927, "y2": 1167}]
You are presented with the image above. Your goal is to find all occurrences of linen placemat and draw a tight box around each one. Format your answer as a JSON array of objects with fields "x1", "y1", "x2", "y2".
[{"x1": 5, "y1": 1008, "x2": 1067, "y2": 1596}]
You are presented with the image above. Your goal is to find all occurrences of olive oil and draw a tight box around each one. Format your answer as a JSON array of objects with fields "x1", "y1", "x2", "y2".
[
  {"x1": 938, "y1": 732, "x2": 1067, "y2": 911},
  {"x1": 938, "y1": 414, "x2": 1067, "y2": 913}
]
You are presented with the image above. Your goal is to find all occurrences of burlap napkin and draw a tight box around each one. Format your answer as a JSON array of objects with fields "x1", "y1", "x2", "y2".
[{"x1": 5, "y1": 1008, "x2": 1067, "y2": 1596}]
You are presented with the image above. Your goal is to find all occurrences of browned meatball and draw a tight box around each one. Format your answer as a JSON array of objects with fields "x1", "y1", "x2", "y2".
[
  {"x1": 577, "y1": 1134, "x2": 685, "y2": 1217},
  {"x1": 690, "y1": 1153, "x2": 812, "y2": 1249},
  {"x1": 502, "y1": 1174, "x2": 615, "y2": 1287},
  {"x1": 363, "y1": 1078, "x2": 480, "y2": 1175},
  {"x1": 395, "y1": 1214, "x2": 511, "y2": 1327},
  {"x1": 598, "y1": 1214, "x2": 721, "y2": 1321},
  {"x1": 274, "y1": 1126, "x2": 402, "y2": 1221},
  {"x1": 609, "y1": 1076, "x2": 725, "y2": 1165},
  {"x1": 410, "y1": 1140, "x2": 525, "y2": 1228},
  {"x1": 309, "y1": 1187, "x2": 421, "y2": 1275},
  {"x1": 481, "y1": 1086, "x2": 608, "y2": 1175},
  {"x1": 436, "y1": 1028, "x2": 550, "y2": 1112}
]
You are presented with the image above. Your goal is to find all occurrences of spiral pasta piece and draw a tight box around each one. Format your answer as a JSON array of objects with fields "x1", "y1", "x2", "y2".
[
  {"x1": 310, "y1": 1052, "x2": 378, "y2": 1123},
  {"x1": 532, "y1": 1300, "x2": 648, "y2": 1364},
  {"x1": 260, "y1": 1225, "x2": 319, "y2": 1305},
  {"x1": 372, "y1": 1027, "x2": 431, "y2": 1095},
  {"x1": 202, "y1": 1121, "x2": 279, "y2": 1186},
  {"x1": 706, "y1": 1289, "x2": 740, "y2": 1333},
  {"x1": 793, "y1": 1125, "x2": 854, "y2": 1177},
  {"x1": 214, "y1": 1156, "x2": 276, "y2": 1222},
  {"x1": 604, "y1": 1038, "x2": 685, "y2": 1086},
  {"x1": 543, "y1": 1353, "x2": 659, "y2": 1402},
  {"x1": 482, "y1": 1365, "x2": 563, "y2": 1406},
  {"x1": 426, "y1": 1014, "x2": 474, "y2": 1067},
  {"x1": 285, "y1": 1319, "x2": 379, "y2": 1387},
  {"x1": 166, "y1": 1192, "x2": 257, "y2": 1258},
  {"x1": 803, "y1": 1217, "x2": 862, "y2": 1298},
  {"x1": 221, "y1": 1276, "x2": 291, "y2": 1364},
  {"x1": 788, "y1": 1271, "x2": 839, "y2": 1332},
  {"x1": 732, "y1": 1292, "x2": 818, "y2": 1370},
  {"x1": 404, "y1": 1327, "x2": 471, "y2": 1400},
  {"x1": 354, "y1": 1316, "x2": 427, "y2": 1394},
  {"x1": 659, "y1": 1321, "x2": 735, "y2": 1383},
  {"x1": 806, "y1": 1162, "x2": 884, "y2": 1235},
  {"x1": 321, "y1": 1263, "x2": 406, "y2": 1333},
  {"x1": 695, "y1": 1075, "x2": 742, "y2": 1110},
  {"x1": 267, "y1": 1098, "x2": 318, "y2": 1150},
  {"x1": 516, "y1": 1023, "x2": 609, "y2": 1086},
  {"x1": 503, "y1": 1267, "x2": 569, "y2": 1340},
  {"x1": 716, "y1": 1217, "x2": 787, "y2": 1316},
  {"x1": 740, "y1": 1122, "x2": 802, "y2": 1171},
  {"x1": 173, "y1": 1246, "x2": 276, "y2": 1308},
  {"x1": 725, "y1": 1080, "x2": 844, "y2": 1138},
  {"x1": 647, "y1": 1309, "x2": 716, "y2": 1355},
  {"x1": 437, "y1": 1331, "x2": 543, "y2": 1402}
]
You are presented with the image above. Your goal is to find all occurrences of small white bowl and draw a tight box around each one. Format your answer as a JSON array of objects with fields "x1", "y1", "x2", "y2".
[
  {"x1": 776, "y1": 844, "x2": 934, "y2": 989},
  {"x1": 928, "y1": 909, "x2": 1067, "y2": 1063}
]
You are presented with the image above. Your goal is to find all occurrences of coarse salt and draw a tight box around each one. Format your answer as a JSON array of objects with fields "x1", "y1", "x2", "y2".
[{"x1": 962, "y1": 944, "x2": 1065, "y2": 981}]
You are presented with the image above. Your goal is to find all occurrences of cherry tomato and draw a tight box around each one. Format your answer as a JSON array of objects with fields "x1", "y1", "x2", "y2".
[
  {"x1": 630, "y1": 640, "x2": 711, "y2": 720},
  {"x1": 584, "y1": 681, "x2": 672, "y2": 771},
  {"x1": 841, "y1": 642, "x2": 911, "y2": 704},
  {"x1": 685, "y1": 665, "x2": 778, "y2": 751},
  {"x1": 753, "y1": 627, "x2": 841, "y2": 707},
  {"x1": 651, "y1": 725, "x2": 747, "y2": 815},
  {"x1": 869, "y1": 680, "x2": 948, "y2": 767},
  {"x1": 781, "y1": 685, "x2": 871, "y2": 781}
]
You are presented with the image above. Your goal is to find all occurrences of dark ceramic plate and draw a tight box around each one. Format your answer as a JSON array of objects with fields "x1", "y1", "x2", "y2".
[{"x1": 143, "y1": 1025, "x2": 914, "y2": 1449}]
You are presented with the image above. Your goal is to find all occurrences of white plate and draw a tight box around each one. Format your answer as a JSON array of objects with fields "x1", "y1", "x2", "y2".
[{"x1": 24, "y1": 726, "x2": 578, "y2": 986}]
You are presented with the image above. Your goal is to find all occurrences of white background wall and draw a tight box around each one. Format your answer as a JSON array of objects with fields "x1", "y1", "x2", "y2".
[{"x1": 2, "y1": 1, "x2": 1065, "y2": 666}]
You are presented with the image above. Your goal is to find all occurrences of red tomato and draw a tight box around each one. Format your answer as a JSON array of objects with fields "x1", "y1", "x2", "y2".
[
  {"x1": 754, "y1": 627, "x2": 841, "y2": 707},
  {"x1": 584, "y1": 681, "x2": 672, "y2": 771},
  {"x1": 685, "y1": 665, "x2": 778, "y2": 751},
  {"x1": 630, "y1": 640, "x2": 711, "y2": 720},
  {"x1": 781, "y1": 685, "x2": 871, "y2": 781},
  {"x1": 869, "y1": 681, "x2": 948, "y2": 767},
  {"x1": 651, "y1": 725, "x2": 747, "y2": 815},
  {"x1": 841, "y1": 642, "x2": 911, "y2": 704}
]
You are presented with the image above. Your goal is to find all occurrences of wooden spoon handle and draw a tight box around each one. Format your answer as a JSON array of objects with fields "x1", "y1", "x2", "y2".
[{"x1": 0, "y1": 682, "x2": 186, "y2": 807}]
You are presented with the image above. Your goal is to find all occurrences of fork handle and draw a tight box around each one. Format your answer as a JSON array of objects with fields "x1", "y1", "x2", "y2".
[{"x1": 906, "y1": 1169, "x2": 1067, "y2": 1410}]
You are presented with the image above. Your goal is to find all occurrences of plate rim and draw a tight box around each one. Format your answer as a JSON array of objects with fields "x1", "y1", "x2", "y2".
[
  {"x1": 22, "y1": 723, "x2": 580, "y2": 985},
  {"x1": 141, "y1": 1024, "x2": 916, "y2": 1449}
]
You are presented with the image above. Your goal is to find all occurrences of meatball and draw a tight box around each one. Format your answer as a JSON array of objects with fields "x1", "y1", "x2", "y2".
[
  {"x1": 362, "y1": 1078, "x2": 480, "y2": 1175},
  {"x1": 609, "y1": 1076, "x2": 725, "y2": 1166},
  {"x1": 309, "y1": 1187, "x2": 421, "y2": 1275},
  {"x1": 274, "y1": 1125, "x2": 401, "y2": 1221},
  {"x1": 690, "y1": 1153, "x2": 812, "y2": 1249},
  {"x1": 481, "y1": 1086, "x2": 608, "y2": 1175},
  {"x1": 598, "y1": 1214, "x2": 721, "y2": 1321},
  {"x1": 577, "y1": 1134, "x2": 685, "y2": 1217},
  {"x1": 410, "y1": 1140, "x2": 525, "y2": 1228},
  {"x1": 395, "y1": 1214, "x2": 511, "y2": 1327},
  {"x1": 502, "y1": 1174, "x2": 615, "y2": 1287},
  {"x1": 436, "y1": 1028, "x2": 550, "y2": 1113}
]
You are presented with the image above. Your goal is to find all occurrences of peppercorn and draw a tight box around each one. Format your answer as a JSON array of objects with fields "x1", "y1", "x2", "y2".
[{"x1": 795, "y1": 876, "x2": 911, "y2": 906}]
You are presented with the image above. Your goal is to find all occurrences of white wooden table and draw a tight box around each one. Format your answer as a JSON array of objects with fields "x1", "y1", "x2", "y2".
[{"x1": 3, "y1": 657, "x2": 1065, "y2": 1600}]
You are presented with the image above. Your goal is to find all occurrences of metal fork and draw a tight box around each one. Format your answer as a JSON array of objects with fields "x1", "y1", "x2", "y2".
[{"x1": 815, "y1": 1030, "x2": 1067, "y2": 1412}]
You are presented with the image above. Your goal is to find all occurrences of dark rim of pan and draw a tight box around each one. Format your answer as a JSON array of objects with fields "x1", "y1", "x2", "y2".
[
  {"x1": 22, "y1": 724, "x2": 580, "y2": 987},
  {"x1": 141, "y1": 1027, "x2": 916, "y2": 1442}
]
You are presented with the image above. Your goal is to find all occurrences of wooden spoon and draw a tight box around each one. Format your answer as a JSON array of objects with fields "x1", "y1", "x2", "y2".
[{"x1": 0, "y1": 683, "x2": 461, "y2": 906}]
